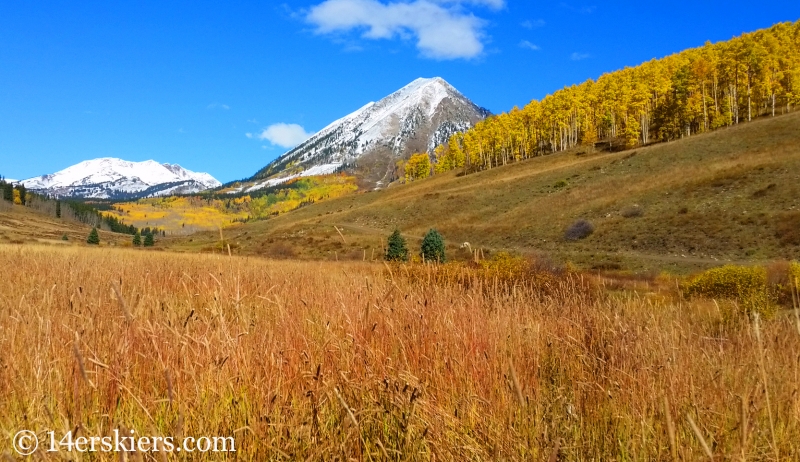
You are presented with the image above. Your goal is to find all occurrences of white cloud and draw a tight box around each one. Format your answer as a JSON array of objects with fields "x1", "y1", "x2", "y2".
[
  {"x1": 207, "y1": 103, "x2": 230, "y2": 110},
  {"x1": 245, "y1": 132, "x2": 253, "y2": 138},
  {"x1": 570, "y1": 52, "x2": 589, "y2": 61},
  {"x1": 432, "y1": 0, "x2": 504, "y2": 8},
  {"x1": 519, "y1": 40, "x2": 540, "y2": 51},
  {"x1": 521, "y1": 19, "x2": 545, "y2": 29},
  {"x1": 256, "y1": 123, "x2": 312, "y2": 148},
  {"x1": 306, "y1": 0, "x2": 498, "y2": 60}
]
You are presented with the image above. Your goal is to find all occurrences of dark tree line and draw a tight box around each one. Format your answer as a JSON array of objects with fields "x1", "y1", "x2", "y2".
[{"x1": 0, "y1": 178, "x2": 26, "y2": 205}]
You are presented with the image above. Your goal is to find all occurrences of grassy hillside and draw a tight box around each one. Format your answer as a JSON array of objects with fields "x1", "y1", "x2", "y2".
[
  {"x1": 170, "y1": 111, "x2": 800, "y2": 273},
  {"x1": 0, "y1": 201, "x2": 133, "y2": 247}
]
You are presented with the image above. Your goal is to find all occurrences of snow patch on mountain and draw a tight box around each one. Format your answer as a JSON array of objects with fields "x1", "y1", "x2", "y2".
[
  {"x1": 22, "y1": 158, "x2": 221, "y2": 199},
  {"x1": 250, "y1": 77, "x2": 489, "y2": 188},
  {"x1": 226, "y1": 163, "x2": 342, "y2": 194}
]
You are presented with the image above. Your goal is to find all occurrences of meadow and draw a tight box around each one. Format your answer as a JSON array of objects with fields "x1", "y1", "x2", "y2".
[
  {"x1": 175, "y1": 111, "x2": 800, "y2": 274},
  {"x1": 1, "y1": 244, "x2": 799, "y2": 460}
]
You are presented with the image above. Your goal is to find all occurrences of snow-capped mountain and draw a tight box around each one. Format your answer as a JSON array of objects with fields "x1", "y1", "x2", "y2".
[
  {"x1": 247, "y1": 77, "x2": 490, "y2": 190},
  {"x1": 22, "y1": 158, "x2": 221, "y2": 199}
]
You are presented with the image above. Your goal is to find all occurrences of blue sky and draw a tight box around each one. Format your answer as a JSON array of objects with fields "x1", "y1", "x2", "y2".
[{"x1": 2, "y1": 1, "x2": 798, "y2": 182}]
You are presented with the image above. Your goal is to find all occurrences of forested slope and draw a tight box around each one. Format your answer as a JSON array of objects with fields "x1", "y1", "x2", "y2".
[{"x1": 431, "y1": 20, "x2": 800, "y2": 174}]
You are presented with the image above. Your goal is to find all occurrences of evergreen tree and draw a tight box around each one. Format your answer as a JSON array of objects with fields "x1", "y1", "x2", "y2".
[
  {"x1": 55, "y1": 200, "x2": 61, "y2": 218},
  {"x1": 61, "y1": 234, "x2": 68, "y2": 241},
  {"x1": 385, "y1": 229, "x2": 409, "y2": 261},
  {"x1": 2, "y1": 183, "x2": 12, "y2": 202},
  {"x1": 132, "y1": 231, "x2": 142, "y2": 246},
  {"x1": 143, "y1": 232, "x2": 154, "y2": 247},
  {"x1": 420, "y1": 229, "x2": 446, "y2": 263},
  {"x1": 87, "y1": 227, "x2": 100, "y2": 245}
]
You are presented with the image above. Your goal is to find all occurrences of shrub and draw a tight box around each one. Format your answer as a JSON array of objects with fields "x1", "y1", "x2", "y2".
[
  {"x1": 86, "y1": 227, "x2": 100, "y2": 245},
  {"x1": 683, "y1": 265, "x2": 775, "y2": 318},
  {"x1": 385, "y1": 229, "x2": 408, "y2": 262},
  {"x1": 390, "y1": 255, "x2": 587, "y2": 301},
  {"x1": 266, "y1": 242, "x2": 295, "y2": 259},
  {"x1": 564, "y1": 220, "x2": 594, "y2": 241},
  {"x1": 420, "y1": 229, "x2": 445, "y2": 263},
  {"x1": 621, "y1": 205, "x2": 643, "y2": 218},
  {"x1": 61, "y1": 234, "x2": 68, "y2": 241},
  {"x1": 554, "y1": 180, "x2": 568, "y2": 189},
  {"x1": 684, "y1": 265, "x2": 766, "y2": 299},
  {"x1": 790, "y1": 261, "x2": 800, "y2": 287},
  {"x1": 775, "y1": 212, "x2": 800, "y2": 245},
  {"x1": 479, "y1": 252, "x2": 529, "y2": 284}
]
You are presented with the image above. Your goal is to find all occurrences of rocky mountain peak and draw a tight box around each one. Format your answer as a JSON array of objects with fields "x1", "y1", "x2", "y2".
[{"x1": 246, "y1": 77, "x2": 489, "y2": 191}]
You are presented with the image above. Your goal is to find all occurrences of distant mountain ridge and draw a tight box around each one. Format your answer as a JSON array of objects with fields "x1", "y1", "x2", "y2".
[
  {"x1": 240, "y1": 77, "x2": 489, "y2": 192},
  {"x1": 22, "y1": 158, "x2": 221, "y2": 199}
]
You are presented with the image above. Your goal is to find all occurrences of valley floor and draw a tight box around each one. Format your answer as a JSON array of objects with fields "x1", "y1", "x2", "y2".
[
  {"x1": 168, "y1": 111, "x2": 800, "y2": 275},
  {"x1": 1, "y1": 245, "x2": 798, "y2": 460}
]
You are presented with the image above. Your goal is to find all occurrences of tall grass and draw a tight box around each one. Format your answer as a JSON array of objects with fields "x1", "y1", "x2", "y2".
[{"x1": 1, "y1": 245, "x2": 798, "y2": 460}]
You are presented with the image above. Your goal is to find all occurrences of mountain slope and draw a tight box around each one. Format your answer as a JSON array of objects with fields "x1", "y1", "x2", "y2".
[
  {"x1": 173, "y1": 111, "x2": 800, "y2": 273},
  {"x1": 0, "y1": 201, "x2": 132, "y2": 246},
  {"x1": 22, "y1": 158, "x2": 221, "y2": 199},
  {"x1": 241, "y1": 77, "x2": 489, "y2": 191}
]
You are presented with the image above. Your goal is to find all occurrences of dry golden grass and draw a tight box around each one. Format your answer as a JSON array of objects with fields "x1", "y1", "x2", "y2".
[
  {"x1": 1, "y1": 245, "x2": 799, "y2": 460},
  {"x1": 0, "y1": 203, "x2": 130, "y2": 247}
]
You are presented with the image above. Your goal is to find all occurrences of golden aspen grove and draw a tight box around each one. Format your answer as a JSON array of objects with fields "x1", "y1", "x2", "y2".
[
  {"x1": 434, "y1": 21, "x2": 800, "y2": 174},
  {"x1": 102, "y1": 174, "x2": 358, "y2": 234}
]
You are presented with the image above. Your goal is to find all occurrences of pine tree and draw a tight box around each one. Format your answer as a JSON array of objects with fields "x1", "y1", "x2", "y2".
[
  {"x1": 2, "y1": 183, "x2": 12, "y2": 202},
  {"x1": 420, "y1": 229, "x2": 446, "y2": 263},
  {"x1": 61, "y1": 234, "x2": 68, "y2": 241},
  {"x1": 143, "y1": 232, "x2": 154, "y2": 247},
  {"x1": 55, "y1": 200, "x2": 61, "y2": 218},
  {"x1": 385, "y1": 229, "x2": 408, "y2": 261},
  {"x1": 132, "y1": 231, "x2": 142, "y2": 246},
  {"x1": 87, "y1": 227, "x2": 100, "y2": 245}
]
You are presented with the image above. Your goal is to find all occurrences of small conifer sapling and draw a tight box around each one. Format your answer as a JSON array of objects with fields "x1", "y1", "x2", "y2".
[
  {"x1": 385, "y1": 229, "x2": 409, "y2": 261},
  {"x1": 87, "y1": 227, "x2": 100, "y2": 245},
  {"x1": 420, "y1": 229, "x2": 446, "y2": 263}
]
